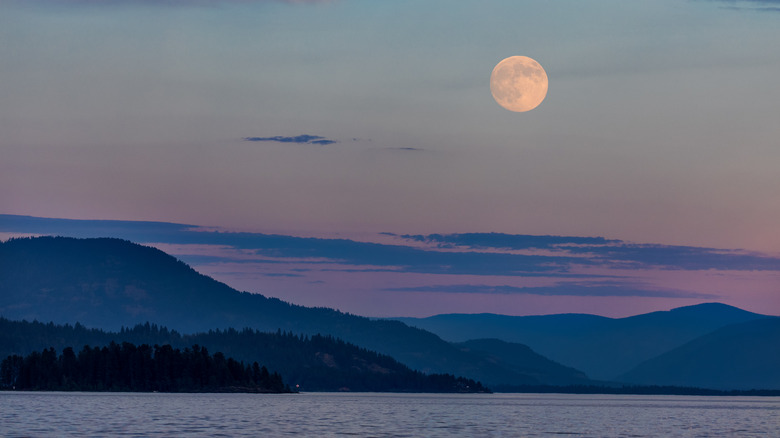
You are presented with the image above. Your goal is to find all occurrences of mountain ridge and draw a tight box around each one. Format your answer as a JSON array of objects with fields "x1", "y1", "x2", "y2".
[
  {"x1": 619, "y1": 317, "x2": 780, "y2": 390},
  {"x1": 393, "y1": 302, "x2": 767, "y2": 380},
  {"x1": 0, "y1": 236, "x2": 587, "y2": 387}
]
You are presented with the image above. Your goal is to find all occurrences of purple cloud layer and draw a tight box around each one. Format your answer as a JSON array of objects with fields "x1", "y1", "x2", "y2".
[
  {"x1": 384, "y1": 282, "x2": 716, "y2": 299},
  {"x1": 244, "y1": 135, "x2": 337, "y2": 145},
  {"x1": 2, "y1": 214, "x2": 778, "y2": 303}
]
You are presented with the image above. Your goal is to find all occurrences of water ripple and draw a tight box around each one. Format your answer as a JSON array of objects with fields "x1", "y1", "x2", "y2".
[{"x1": 0, "y1": 392, "x2": 778, "y2": 437}]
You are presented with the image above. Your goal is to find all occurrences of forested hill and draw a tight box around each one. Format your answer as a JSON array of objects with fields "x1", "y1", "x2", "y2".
[
  {"x1": 0, "y1": 318, "x2": 489, "y2": 393},
  {"x1": 0, "y1": 236, "x2": 589, "y2": 387}
]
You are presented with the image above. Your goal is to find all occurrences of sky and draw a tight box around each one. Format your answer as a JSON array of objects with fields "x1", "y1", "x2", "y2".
[{"x1": 1, "y1": 0, "x2": 779, "y2": 317}]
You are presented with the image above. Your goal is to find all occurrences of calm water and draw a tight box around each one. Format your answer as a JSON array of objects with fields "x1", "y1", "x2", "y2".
[{"x1": 1, "y1": 392, "x2": 778, "y2": 437}]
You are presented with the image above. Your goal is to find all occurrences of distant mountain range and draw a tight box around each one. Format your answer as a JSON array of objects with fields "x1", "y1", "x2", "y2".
[
  {"x1": 0, "y1": 236, "x2": 587, "y2": 388},
  {"x1": 620, "y1": 317, "x2": 780, "y2": 390},
  {"x1": 393, "y1": 303, "x2": 771, "y2": 383},
  {"x1": 2, "y1": 236, "x2": 777, "y2": 390}
]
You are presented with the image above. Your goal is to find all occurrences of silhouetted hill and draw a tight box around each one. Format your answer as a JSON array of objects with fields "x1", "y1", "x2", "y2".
[
  {"x1": 619, "y1": 317, "x2": 780, "y2": 390},
  {"x1": 454, "y1": 339, "x2": 589, "y2": 386},
  {"x1": 395, "y1": 303, "x2": 767, "y2": 380},
  {"x1": 0, "y1": 236, "x2": 585, "y2": 387},
  {"x1": 0, "y1": 318, "x2": 487, "y2": 393}
]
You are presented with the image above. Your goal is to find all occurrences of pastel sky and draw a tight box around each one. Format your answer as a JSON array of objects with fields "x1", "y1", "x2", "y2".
[{"x1": 2, "y1": 1, "x2": 779, "y2": 317}]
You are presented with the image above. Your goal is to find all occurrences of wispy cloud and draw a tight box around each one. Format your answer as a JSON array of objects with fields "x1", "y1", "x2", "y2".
[
  {"x1": 399, "y1": 232, "x2": 616, "y2": 250},
  {"x1": 385, "y1": 282, "x2": 716, "y2": 299},
  {"x1": 385, "y1": 147, "x2": 425, "y2": 152},
  {"x1": 244, "y1": 135, "x2": 337, "y2": 145},
  {"x1": 709, "y1": 0, "x2": 780, "y2": 12},
  {"x1": 396, "y1": 233, "x2": 780, "y2": 272}
]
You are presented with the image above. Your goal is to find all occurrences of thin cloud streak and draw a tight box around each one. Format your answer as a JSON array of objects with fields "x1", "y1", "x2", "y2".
[
  {"x1": 709, "y1": 0, "x2": 780, "y2": 11},
  {"x1": 396, "y1": 233, "x2": 780, "y2": 272},
  {"x1": 244, "y1": 135, "x2": 338, "y2": 145},
  {"x1": 384, "y1": 282, "x2": 717, "y2": 299}
]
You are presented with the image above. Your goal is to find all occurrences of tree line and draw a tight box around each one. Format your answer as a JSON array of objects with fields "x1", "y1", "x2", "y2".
[
  {"x1": 1, "y1": 342, "x2": 291, "y2": 393},
  {"x1": 1, "y1": 318, "x2": 491, "y2": 393}
]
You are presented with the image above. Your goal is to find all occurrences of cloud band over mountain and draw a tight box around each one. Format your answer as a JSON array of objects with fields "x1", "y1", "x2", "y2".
[{"x1": 1, "y1": 215, "x2": 777, "y2": 313}]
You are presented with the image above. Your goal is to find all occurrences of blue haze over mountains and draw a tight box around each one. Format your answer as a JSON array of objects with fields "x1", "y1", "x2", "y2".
[
  {"x1": 619, "y1": 317, "x2": 780, "y2": 390},
  {"x1": 393, "y1": 304, "x2": 771, "y2": 382}
]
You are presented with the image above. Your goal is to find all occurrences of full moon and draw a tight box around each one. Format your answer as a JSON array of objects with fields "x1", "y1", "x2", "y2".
[{"x1": 490, "y1": 56, "x2": 548, "y2": 112}]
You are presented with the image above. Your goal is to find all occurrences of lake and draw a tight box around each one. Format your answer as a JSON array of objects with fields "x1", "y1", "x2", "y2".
[{"x1": 1, "y1": 392, "x2": 778, "y2": 437}]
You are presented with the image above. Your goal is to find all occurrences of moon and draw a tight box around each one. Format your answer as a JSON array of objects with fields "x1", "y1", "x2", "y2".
[{"x1": 490, "y1": 56, "x2": 548, "y2": 112}]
